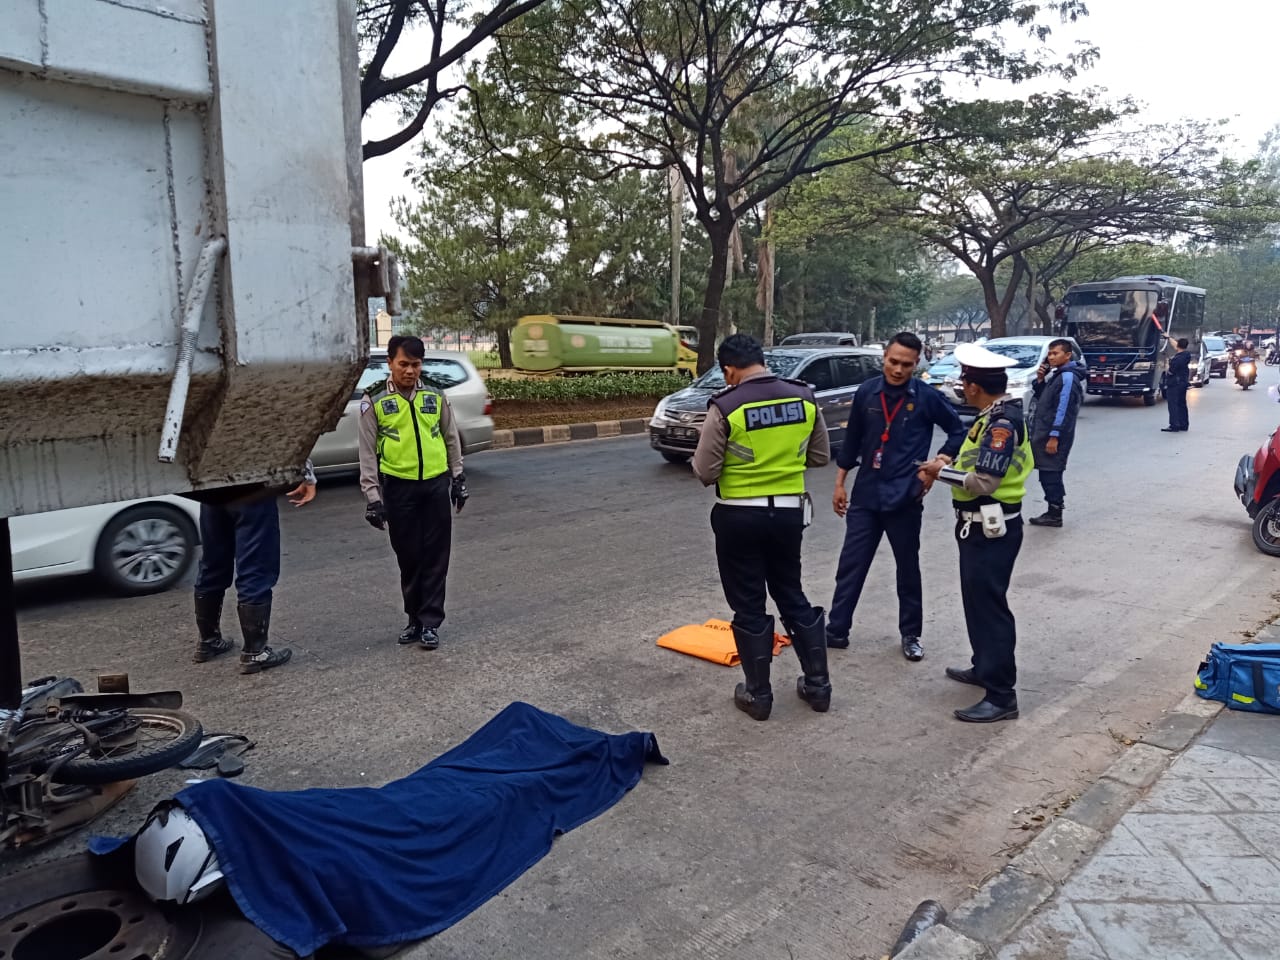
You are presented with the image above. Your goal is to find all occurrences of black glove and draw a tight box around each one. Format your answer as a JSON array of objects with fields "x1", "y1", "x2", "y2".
[
  {"x1": 365, "y1": 500, "x2": 386, "y2": 530},
  {"x1": 450, "y1": 474, "x2": 469, "y2": 513}
]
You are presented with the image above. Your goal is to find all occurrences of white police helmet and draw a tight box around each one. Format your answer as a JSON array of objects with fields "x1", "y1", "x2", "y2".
[
  {"x1": 134, "y1": 800, "x2": 225, "y2": 904},
  {"x1": 953, "y1": 342, "x2": 1018, "y2": 370}
]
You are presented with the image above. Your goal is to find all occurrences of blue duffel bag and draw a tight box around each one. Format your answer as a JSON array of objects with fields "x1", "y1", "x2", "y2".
[{"x1": 1195, "y1": 643, "x2": 1280, "y2": 714}]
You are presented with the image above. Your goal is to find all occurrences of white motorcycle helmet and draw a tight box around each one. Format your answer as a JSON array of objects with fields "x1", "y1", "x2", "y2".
[{"x1": 134, "y1": 800, "x2": 225, "y2": 904}]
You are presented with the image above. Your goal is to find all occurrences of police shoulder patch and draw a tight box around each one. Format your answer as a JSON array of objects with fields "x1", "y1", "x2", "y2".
[
  {"x1": 987, "y1": 426, "x2": 1013, "y2": 451},
  {"x1": 359, "y1": 400, "x2": 371, "y2": 414}
]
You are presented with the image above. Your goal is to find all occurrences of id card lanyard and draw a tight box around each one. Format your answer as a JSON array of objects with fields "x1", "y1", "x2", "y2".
[{"x1": 872, "y1": 392, "x2": 906, "y2": 469}]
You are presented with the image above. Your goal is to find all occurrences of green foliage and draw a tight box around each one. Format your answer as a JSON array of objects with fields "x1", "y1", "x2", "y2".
[{"x1": 486, "y1": 373, "x2": 688, "y2": 402}]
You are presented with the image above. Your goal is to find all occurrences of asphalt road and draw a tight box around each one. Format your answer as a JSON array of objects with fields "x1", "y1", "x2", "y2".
[{"x1": 14, "y1": 374, "x2": 1280, "y2": 959}]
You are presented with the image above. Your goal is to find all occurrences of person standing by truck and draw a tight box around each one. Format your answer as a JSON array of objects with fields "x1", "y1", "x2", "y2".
[
  {"x1": 691, "y1": 334, "x2": 831, "y2": 721},
  {"x1": 359, "y1": 336, "x2": 468, "y2": 650},
  {"x1": 192, "y1": 467, "x2": 316, "y2": 674},
  {"x1": 1027, "y1": 339, "x2": 1085, "y2": 528}
]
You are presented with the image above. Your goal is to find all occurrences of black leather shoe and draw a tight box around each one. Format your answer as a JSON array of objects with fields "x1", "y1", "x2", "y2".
[
  {"x1": 398, "y1": 622, "x2": 422, "y2": 645},
  {"x1": 826, "y1": 632, "x2": 849, "y2": 649},
  {"x1": 1161, "y1": 427, "x2": 1178, "y2": 433},
  {"x1": 955, "y1": 699, "x2": 1019, "y2": 723},
  {"x1": 945, "y1": 666, "x2": 982, "y2": 686},
  {"x1": 901, "y1": 636, "x2": 923, "y2": 661},
  {"x1": 419, "y1": 628, "x2": 440, "y2": 651}
]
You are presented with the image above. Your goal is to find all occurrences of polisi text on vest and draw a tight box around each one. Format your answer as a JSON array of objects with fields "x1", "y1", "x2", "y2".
[{"x1": 744, "y1": 401, "x2": 806, "y2": 431}]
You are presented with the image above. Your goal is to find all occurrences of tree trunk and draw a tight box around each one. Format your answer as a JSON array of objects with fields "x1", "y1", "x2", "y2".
[
  {"x1": 669, "y1": 166, "x2": 682, "y2": 325},
  {"x1": 696, "y1": 222, "x2": 732, "y2": 374},
  {"x1": 496, "y1": 326, "x2": 514, "y2": 368},
  {"x1": 978, "y1": 272, "x2": 1006, "y2": 339}
]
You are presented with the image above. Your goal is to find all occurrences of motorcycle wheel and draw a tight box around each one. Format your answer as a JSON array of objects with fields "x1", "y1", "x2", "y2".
[
  {"x1": 45, "y1": 708, "x2": 203, "y2": 785},
  {"x1": 1251, "y1": 500, "x2": 1280, "y2": 557}
]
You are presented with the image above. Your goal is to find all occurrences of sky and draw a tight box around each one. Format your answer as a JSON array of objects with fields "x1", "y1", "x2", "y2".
[{"x1": 359, "y1": 0, "x2": 1280, "y2": 246}]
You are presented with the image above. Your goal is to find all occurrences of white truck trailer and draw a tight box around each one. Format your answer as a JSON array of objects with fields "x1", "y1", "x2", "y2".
[{"x1": 0, "y1": 1, "x2": 396, "y2": 703}]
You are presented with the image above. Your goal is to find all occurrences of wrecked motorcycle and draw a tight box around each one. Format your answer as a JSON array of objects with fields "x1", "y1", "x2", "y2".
[{"x1": 1, "y1": 675, "x2": 202, "y2": 849}]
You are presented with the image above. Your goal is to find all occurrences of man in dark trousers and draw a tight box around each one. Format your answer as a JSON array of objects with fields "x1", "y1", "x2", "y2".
[
  {"x1": 1163, "y1": 337, "x2": 1191, "y2": 433},
  {"x1": 359, "y1": 335, "x2": 468, "y2": 650},
  {"x1": 827, "y1": 332, "x2": 967, "y2": 661},
  {"x1": 692, "y1": 334, "x2": 831, "y2": 722},
  {"x1": 918, "y1": 342, "x2": 1033, "y2": 723},
  {"x1": 1028, "y1": 339, "x2": 1086, "y2": 528},
  {"x1": 192, "y1": 466, "x2": 315, "y2": 674}
]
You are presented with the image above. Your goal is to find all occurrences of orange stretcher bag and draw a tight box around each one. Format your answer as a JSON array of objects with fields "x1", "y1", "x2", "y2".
[{"x1": 656, "y1": 619, "x2": 791, "y2": 666}]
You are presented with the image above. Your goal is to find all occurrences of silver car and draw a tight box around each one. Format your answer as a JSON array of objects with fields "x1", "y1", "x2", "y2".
[{"x1": 310, "y1": 350, "x2": 494, "y2": 477}]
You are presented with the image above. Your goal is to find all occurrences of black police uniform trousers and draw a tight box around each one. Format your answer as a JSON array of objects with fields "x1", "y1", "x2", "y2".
[
  {"x1": 956, "y1": 513, "x2": 1023, "y2": 708},
  {"x1": 1166, "y1": 381, "x2": 1189, "y2": 431},
  {"x1": 382, "y1": 473, "x2": 452, "y2": 629},
  {"x1": 711, "y1": 502, "x2": 814, "y2": 635}
]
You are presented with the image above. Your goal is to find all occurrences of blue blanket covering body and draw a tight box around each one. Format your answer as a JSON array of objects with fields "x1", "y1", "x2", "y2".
[{"x1": 111, "y1": 703, "x2": 664, "y2": 955}]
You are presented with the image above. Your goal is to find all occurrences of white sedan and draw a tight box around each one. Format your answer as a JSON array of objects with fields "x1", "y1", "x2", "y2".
[{"x1": 11, "y1": 496, "x2": 202, "y2": 595}]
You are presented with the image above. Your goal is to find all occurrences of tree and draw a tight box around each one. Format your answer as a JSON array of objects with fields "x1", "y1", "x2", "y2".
[
  {"x1": 498, "y1": 0, "x2": 1088, "y2": 371},
  {"x1": 388, "y1": 66, "x2": 675, "y2": 362},
  {"x1": 358, "y1": 0, "x2": 549, "y2": 159},
  {"x1": 872, "y1": 93, "x2": 1255, "y2": 337}
]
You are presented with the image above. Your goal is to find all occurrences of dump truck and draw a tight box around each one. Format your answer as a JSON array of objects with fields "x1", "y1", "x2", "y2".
[{"x1": 0, "y1": 1, "x2": 394, "y2": 703}]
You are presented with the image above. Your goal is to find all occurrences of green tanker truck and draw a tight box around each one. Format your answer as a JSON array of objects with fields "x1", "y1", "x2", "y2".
[{"x1": 511, "y1": 315, "x2": 697, "y2": 376}]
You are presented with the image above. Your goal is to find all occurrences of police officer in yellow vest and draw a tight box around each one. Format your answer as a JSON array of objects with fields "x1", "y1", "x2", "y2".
[
  {"x1": 918, "y1": 342, "x2": 1032, "y2": 723},
  {"x1": 358, "y1": 335, "x2": 468, "y2": 650},
  {"x1": 692, "y1": 334, "x2": 831, "y2": 721}
]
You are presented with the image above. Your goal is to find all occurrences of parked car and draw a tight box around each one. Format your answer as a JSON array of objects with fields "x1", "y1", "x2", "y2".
[
  {"x1": 1203, "y1": 335, "x2": 1231, "y2": 378},
  {"x1": 928, "y1": 335, "x2": 1085, "y2": 419},
  {"x1": 779, "y1": 332, "x2": 859, "y2": 347},
  {"x1": 647, "y1": 347, "x2": 883, "y2": 463},
  {"x1": 11, "y1": 496, "x2": 201, "y2": 594},
  {"x1": 1188, "y1": 338, "x2": 1212, "y2": 388},
  {"x1": 310, "y1": 350, "x2": 495, "y2": 477}
]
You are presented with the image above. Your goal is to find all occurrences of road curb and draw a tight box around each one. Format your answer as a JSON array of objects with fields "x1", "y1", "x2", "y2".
[
  {"x1": 491, "y1": 418, "x2": 649, "y2": 450},
  {"x1": 895, "y1": 693, "x2": 1224, "y2": 958}
]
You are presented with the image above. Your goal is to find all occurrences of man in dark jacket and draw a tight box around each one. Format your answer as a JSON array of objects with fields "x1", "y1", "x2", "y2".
[
  {"x1": 828, "y1": 331, "x2": 967, "y2": 660},
  {"x1": 1028, "y1": 339, "x2": 1085, "y2": 528},
  {"x1": 1162, "y1": 337, "x2": 1191, "y2": 433}
]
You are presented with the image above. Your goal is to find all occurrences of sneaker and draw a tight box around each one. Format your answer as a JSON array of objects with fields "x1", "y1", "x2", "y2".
[
  {"x1": 397, "y1": 622, "x2": 422, "y2": 645},
  {"x1": 419, "y1": 628, "x2": 440, "y2": 651}
]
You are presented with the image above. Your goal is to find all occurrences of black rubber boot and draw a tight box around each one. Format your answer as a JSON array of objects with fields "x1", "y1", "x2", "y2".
[
  {"x1": 786, "y1": 607, "x2": 832, "y2": 713},
  {"x1": 731, "y1": 620, "x2": 775, "y2": 721},
  {"x1": 1028, "y1": 503, "x2": 1064, "y2": 527},
  {"x1": 192, "y1": 592, "x2": 234, "y2": 663},
  {"x1": 237, "y1": 600, "x2": 292, "y2": 675}
]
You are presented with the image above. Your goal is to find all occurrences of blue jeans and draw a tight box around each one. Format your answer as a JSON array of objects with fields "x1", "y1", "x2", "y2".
[
  {"x1": 828, "y1": 503, "x2": 924, "y2": 640},
  {"x1": 194, "y1": 498, "x2": 281, "y2": 605}
]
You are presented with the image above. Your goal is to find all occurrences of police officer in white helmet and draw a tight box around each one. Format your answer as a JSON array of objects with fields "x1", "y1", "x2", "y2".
[{"x1": 917, "y1": 343, "x2": 1033, "y2": 723}]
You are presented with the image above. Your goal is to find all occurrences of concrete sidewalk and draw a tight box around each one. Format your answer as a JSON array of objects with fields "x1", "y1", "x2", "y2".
[{"x1": 899, "y1": 701, "x2": 1280, "y2": 960}]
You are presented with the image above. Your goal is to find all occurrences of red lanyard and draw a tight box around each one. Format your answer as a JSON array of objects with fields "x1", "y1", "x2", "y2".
[{"x1": 879, "y1": 393, "x2": 906, "y2": 447}]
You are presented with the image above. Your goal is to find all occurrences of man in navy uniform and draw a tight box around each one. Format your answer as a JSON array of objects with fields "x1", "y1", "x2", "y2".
[{"x1": 828, "y1": 332, "x2": 966, "y2": 661}]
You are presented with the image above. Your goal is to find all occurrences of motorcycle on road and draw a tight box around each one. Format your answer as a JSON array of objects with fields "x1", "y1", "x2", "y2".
[
  {"x1": 1235, "y1": 385, "x2": 1280, "y2": 556},
  {"x1": 1235, "y1": 355, "x2": 1259, "y2": 390}
]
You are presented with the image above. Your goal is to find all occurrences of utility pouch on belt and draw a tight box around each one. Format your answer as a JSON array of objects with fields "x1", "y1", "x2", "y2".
[
  {"x1": 979, "y1": 503, "x2": 1006, "y2": 539},
  {"x1": 801, "y1": 493, "x2": 814, "y2": 528}
]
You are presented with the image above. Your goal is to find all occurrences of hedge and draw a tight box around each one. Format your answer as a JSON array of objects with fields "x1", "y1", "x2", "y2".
[{"x1": 486, "y1": 372, "x2": 690, "y2": 402}]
